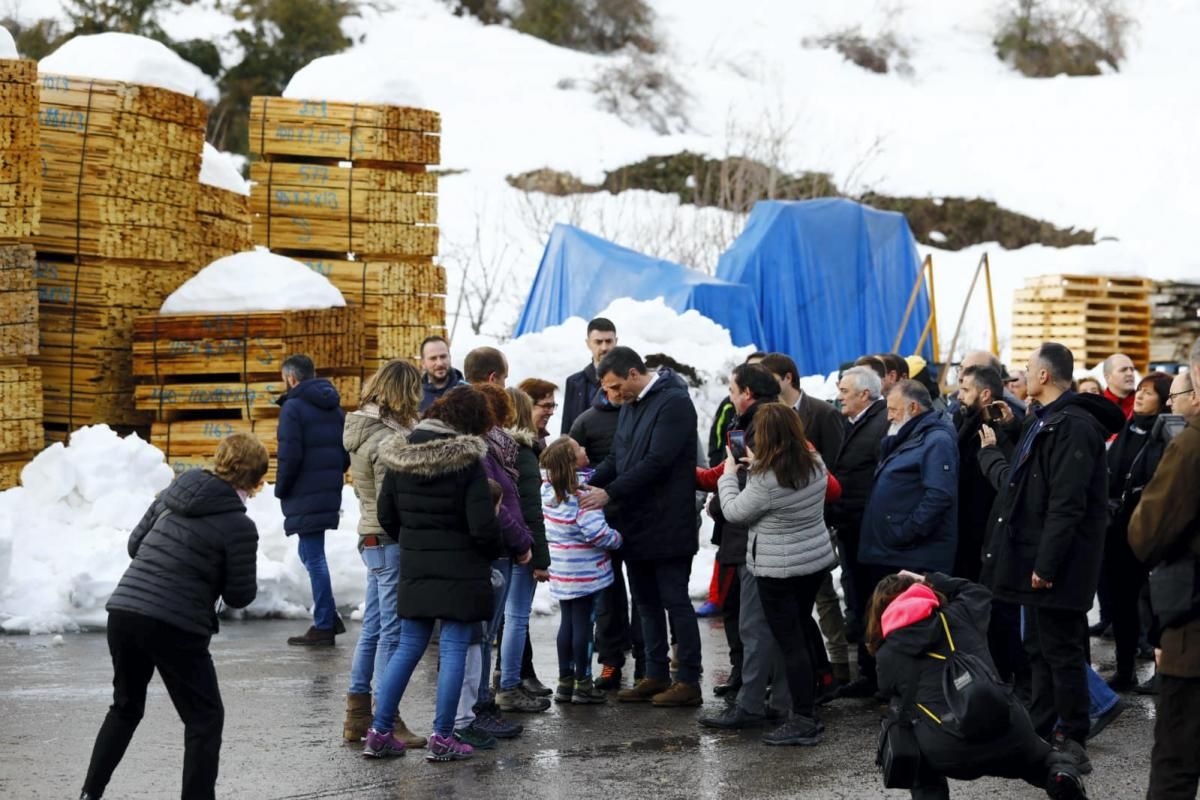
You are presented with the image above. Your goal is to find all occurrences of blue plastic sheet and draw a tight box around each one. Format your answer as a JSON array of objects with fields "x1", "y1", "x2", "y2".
[
  {"x1": 515, "y1": 224, "x2": 767, "y2": 347},
  {"x1": 715, "y1": 198, "x2": 933, "y2": 375}
]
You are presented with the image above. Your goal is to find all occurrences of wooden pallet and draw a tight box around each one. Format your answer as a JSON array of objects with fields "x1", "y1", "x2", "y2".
[
  {"x1": 0, "y1": 59, "x2": 41, "y2": 239},
  {"x1": 151, "y1": 417, "x2": 279, "y2": 483},
  {"x1": 249, "y1": 97, "x2": 440, "y2": 165},
  {"x1": 0, "y1": 363, "x2": 42, "y2": 455}
]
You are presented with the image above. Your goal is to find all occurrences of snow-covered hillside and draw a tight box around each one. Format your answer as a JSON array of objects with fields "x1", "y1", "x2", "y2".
[{"x1": 16, "y1": 0, "x2": 1200, "y2": 361}]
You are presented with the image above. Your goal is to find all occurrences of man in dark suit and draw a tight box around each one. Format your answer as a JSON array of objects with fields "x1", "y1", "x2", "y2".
[{"x1": 560, "y1": 317, "x2": 618, "y2": 434}]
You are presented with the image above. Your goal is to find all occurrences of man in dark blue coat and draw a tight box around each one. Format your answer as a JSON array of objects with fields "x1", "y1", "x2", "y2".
[
  {"x1": 582, "y1": 346, "x2": 702, "y2": 707},
  {"x1": 275, "y1": 354, "x2": 350, "y2": 646},
  {"x1": 560, "y1": 317, "x2": 617, "y2": 434},
  {"x1": 418, "y1": 335, "x2": 465, "y2": 412}
]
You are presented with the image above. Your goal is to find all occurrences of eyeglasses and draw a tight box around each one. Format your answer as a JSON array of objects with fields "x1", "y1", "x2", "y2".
[
  {"x1": 1169, "y1": 387, "x2": 1195, "y2": 400},
  {"x1": 536, "y1": 401, "x2": 559, "y2": 411}
]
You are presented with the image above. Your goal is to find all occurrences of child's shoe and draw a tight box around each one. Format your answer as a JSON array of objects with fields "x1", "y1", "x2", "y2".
[
  {"x1": 554, "y1": 677, "x2": 575, "y2": 703},
  {"x1": 362, "y1": 728, "x2": 407, "y2": 758},
  {"x1": 427, "y1": 733, "x2": 474, "y2": 762},
  {"x1": 572, "y1": 677, "x2": 607, "y2": 704},
  {"x1": 453, "y1": 724, "x2": 497, "y2": 751}
]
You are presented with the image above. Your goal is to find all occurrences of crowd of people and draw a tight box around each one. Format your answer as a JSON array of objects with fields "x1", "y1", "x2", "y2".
[{"x1": 78, "y1": 318, "x2": 1200, "y2": 800}]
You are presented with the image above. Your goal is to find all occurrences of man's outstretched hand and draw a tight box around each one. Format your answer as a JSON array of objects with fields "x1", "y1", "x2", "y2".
[{"x1": 580, "y1": 488, "x2": 610, "y2": 511}]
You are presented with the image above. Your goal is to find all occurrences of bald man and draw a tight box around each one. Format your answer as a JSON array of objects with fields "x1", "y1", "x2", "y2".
[{"x1": 1102, "y1": 353, "x2": 1137, "y2": 420}]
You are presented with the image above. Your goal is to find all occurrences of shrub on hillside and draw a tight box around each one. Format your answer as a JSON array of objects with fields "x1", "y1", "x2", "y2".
[
  {"x1": 590, "y1": 52, "x2": 689, "y2": 135},
  {"x1": 994, "y1": 0, "x2": 1134, "y2": 77},
  {"x1": 513, "y1": 0, "x2": 658, "y2": 54},
  {"x1": 804, "y1": 25, "x2": 912, "y2": 76}
]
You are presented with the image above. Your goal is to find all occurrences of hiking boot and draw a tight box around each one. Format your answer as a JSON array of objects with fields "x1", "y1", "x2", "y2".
[
  {"x1": 453, "y1": 724, "x2": 497, "y2": 751},
  {"x1": 762, "y1": 715, "x2": 822, "y2": 746},
  {"x1": 521, "y1": 676, "x2": 552, "y2": 697},
  {"x1": 1087, "y1": 698, "x2": 1125, "y2": 741},
  {"x1": 362, "y1": 728, "x2": 407, "y2": 759},
  {"x1": 393, "y1": 716, "x2": 427, "y2": 749},
  {"x1": 342, "y1": 692, "x2": 372, "y2": 742},
  {"x1": 652, "y1": 682, "x2": 703, "y2": 707},
  {"x1": 617, "y1": 677, "x2": 670, "y2": 702},
  {"x1": 426, "y1": 733, "x2": 473, "y2": 762},
  {"x1": 554, "y1": 677, "x2": 575, "y2": 703},
  {"x1": 595, "y1": 665, "x2": 622, "y2": 690},
  {"x1": 834, "y1": 676, "x2": 878, "y2": 699},
  {"x1": 699, "y1": 704, "x2": 765, "y2": 729},
  {"x1": 496, "y1": 686, "x2": 550, "y2": 713},
  {"x1": 472, "y1": 704, "x2": 523, "y2": 738},
  {"x1": 288, "y1": 626, "x2": 335, "y2": 646},
  {"x1": 1134, "y1": 674, "x2": 1159, "y2": 696},
  {"x1": 1053, "y1": 732, "x2": 1093, "y2": 775},
  {"x1": 572, "y1": 677, "x2": 607, "y2": 704},
  {"x1": 1047, "y1": 766, "x2": 1088, "y2": 799}
]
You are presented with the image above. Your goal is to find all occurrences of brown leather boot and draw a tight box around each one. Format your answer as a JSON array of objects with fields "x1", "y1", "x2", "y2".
[
  {"x1": 343, "y1": 693, "x2": 372, "y2": 742},
  {"x1": 393, "y1": 716, "x2": 427, "y2": 749},
  {"x1": 616, "y1": 677, "x2": 670, "y2": 702},
  {"x1": 651, "y1": 682, "x2": 703, "y2": 707}
]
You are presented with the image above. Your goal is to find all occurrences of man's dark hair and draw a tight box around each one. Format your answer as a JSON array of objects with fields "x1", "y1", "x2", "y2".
[
  {"x1": 759, "y1": 353, "x2": 800, "y2": 387},
  {"x1": 732, "y1": 363, "x2": 781, "y2": 402},
  {"x1": 854, "y1": 355, "x2": 887, "y2": 380},
  {"x1": 420, "y1": 335, "x2": 448, "y2": 357},
  {"x1": 587, "y1": 317, "x2": 616, "y2": 335},
  {"x1": 644, "y1": 353, "x2": 702, "y2": 387},
  {"x1": 746, "y1": 351, "x2": 768, "y2": 363},
  {"x1": 962, "y1": 365, "x2": 1004, "y2": 404},
  {"x1": 597, "y1": 346, "x2": 646, "y2": 380},
  {"x1": 281, "y1": 354, "x2": 315, "y2": 382},
  {"x1": 881, "y1": 353, "x2": 909, "y2": 379},
  {"x1": 463, "y1": 346, "x2": 506, "y2": 383},
  {"x1": 890, "y1": 378, "x2": 933, "y2": 411},
  {"x1": 1034, "y1": 342, "x2": 1074, "y2": 384}
]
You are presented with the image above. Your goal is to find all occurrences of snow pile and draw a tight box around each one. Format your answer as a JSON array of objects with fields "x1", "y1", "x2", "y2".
[
  {"x1": 160, "y1": 249, "x2": 345, "y2": 314},
  {"x1": 0, "y1": 25, "x2": 17, "y2": 59},
  {"x1": 39, "y1": 32, "x2": 219, "y2": 102},
  {"x1": 284, "y1": 48, "x2": 425, "y2": 107},
  {"x1": 0, "y1": 425, "x2": 367, "y2": 634},
  {"x1": 199, "y1": 143, "x2": 250, "y2": 196}
]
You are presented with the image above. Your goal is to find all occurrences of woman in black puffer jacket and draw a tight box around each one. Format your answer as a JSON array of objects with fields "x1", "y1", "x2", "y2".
[
  {"x1": 365, "y1": 386, "x2": 506, "y2": 762},
  {"x1": 870, "y1": 572, "x2": 1088, "y2": 800},
  {"x1": 82, "y1": 433, "x2": 267, "y2": 800}
]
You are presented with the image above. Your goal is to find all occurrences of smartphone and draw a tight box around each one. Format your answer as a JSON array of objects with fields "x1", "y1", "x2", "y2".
[
  {"x1": 981, "y1": 401, "x2": 1006, "y2": 423},
  {"x1": 727, "y1": 429, "x2": 747, "y2": 460}
]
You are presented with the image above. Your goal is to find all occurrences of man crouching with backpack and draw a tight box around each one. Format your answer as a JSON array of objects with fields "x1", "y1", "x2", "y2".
[
  {"x1": 1129, "y1": 337, "x2": 1200, "y2": 800},
  {"x1": 869, "y1": 571, "x2": 1087, "y2": 800}
]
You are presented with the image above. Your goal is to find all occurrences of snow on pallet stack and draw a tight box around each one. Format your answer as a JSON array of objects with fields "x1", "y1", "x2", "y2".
[
  {"x1": 130, "y1": 253, "x2": 364, "y2": 481},
  {"x1": 31, "y1": 71, "x2": 207, "y2": 439},
  {"x1": 0, "y1": 57, "x2": 44, "y2": 488},
  {"x1": 248, "y1": 97, "x2": 446, "y2": 374},
  {"x1": 1011, "y1": 274, "x2": 1153, "y2": 371},
  {"x1": 1149, "y1": 282, "x2": 1200, "y2": 364}
]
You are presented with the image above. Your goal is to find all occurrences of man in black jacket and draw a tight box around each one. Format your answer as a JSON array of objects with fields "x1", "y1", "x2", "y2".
[
  {"x1": 419, "y1": 335, "x2": 465, "y2": 412},
  {"x1": 275, "y1": 354, "x2": 350, "y2": 647},
  {"x1": 978, "y1": 342, "x2": 1126, "y2": 772},
  {"x1": 583, "y1": 346, "x2": 702, "y2": 707},
  {"x1": 561, "y1": 317, "x2": 618, "y2": 434}
]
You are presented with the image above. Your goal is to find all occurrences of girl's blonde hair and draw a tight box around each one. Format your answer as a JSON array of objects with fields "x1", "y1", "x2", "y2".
[
  {"x1": 507, "y1": 387, "x2": 536, "y2": 434},
  {"x1": 539, "y1": 437, "x2": 579, "y2": 504},
  {"x1": 212, "y1": 432, "x2": 270, "y2": 491},
  {"x1": 360, "y1": 359, "x2": 422, "y2": 425}
]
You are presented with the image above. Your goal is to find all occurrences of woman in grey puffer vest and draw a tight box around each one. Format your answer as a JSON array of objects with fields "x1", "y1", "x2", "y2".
[
  {"x1": 718, "y1": 403, "x2": 841, "y2": 747},
  {"x1": 341, "y1": 360, "x2": 425, "y2": 749}
]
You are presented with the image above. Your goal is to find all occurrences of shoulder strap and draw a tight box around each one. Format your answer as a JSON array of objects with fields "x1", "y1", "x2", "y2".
[{"x1": 926, "y1": 613, "x2": 955, "y2": 661}]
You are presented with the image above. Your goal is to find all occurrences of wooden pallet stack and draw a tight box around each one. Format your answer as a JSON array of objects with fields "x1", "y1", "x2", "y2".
[
  {"x1": 130, "y1": 308, "x2": 364, "y2": 480},
  {"x1": 1149, "y1": 282, "x2": 1200, "y2": 364},
  {"x1": 248, "y1": 98, "x2": 446, "y2": 372},
  {"x1": 1012, "y1": 274, "x2": 1153, "y2": 370},
  {"x1": 1, "y1": 58, "x2": 44, "y2": 488},
  {"x1": 31, "y1": 73, "x2": 208, "y2": 437}
]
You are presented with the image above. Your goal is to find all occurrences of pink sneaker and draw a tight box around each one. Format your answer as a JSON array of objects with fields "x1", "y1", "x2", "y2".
[
  {"x1": 362, "y1": 728, "x2": 407, "y2": 758},
  {"x1": 426, "y1": 733, "x2": 473, "y2": 762}
]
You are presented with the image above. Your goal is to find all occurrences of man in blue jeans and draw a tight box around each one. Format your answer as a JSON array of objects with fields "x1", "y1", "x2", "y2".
[
  {"x1": 583, "y1": 347, "x2": 703, "y2": 707},
  {"x1": 275, "y1": 354, "x2": 350, "y2": 646}
]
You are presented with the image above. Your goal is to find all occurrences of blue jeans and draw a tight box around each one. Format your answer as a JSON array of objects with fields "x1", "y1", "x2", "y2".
[
  {"x1": 373, "y1": 618, "x2": 473, "y2": 738},
  {"x1": 349, "y1": 544, "x2": 401, "y2": 694},
  {"x1": 297, "y1": 531, "x2": 337, "y2": 630},
  {"x1": 500, "y1": 562, "x2": 537, "y2": 690},
  {"x1": 477, "y1": 558, "x2": 510, "y2": 706},
  {"x1": 1087, "y1": 662, "x2": 1119, "y2": 718}
]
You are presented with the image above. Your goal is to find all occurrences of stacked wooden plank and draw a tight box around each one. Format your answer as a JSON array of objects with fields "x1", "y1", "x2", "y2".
[
  {"x1": 31, "y1": 73, "x2": 208, "y2": 434},
  {"x1": 1, "y1": 60, "x2": 40, "y2": 239},
  {"x1": 249, "y1": 98, "x2": 446, "y2": 369},
  {"x1": 196, "y1": 184, "x2": 252, "y2": 268},
  {"x1": 1012, "y1": 274, "x2": 1153, "y2": 370},
  {"x1": 1149, "y1": 282, "x2": 1200, "y2": 364},
  {"x1": 130, "y1": 308, "x2": 364, "y2": 480}
]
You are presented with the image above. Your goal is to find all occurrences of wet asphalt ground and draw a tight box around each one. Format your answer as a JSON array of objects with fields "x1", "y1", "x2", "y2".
[{"x1": 0, "y1": 615, "x2": 1155, "y2": 800}]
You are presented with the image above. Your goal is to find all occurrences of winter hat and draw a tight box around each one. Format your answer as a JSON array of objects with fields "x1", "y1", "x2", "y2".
[
  {"x1": 905, "y1": 355, "x2": 927, "y2": 379},
  {"x1": 881, "y1": 582, "x2": 941, "y2": 639}
]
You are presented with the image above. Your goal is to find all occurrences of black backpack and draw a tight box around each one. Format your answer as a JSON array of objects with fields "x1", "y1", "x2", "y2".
[{"x1": 927, "y1": 612, "x2": 1010, "y2": 741}]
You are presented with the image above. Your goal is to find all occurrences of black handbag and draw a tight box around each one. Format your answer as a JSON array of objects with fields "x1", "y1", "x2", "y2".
[
  {"x1": 876, "y1": 659, "x2": 922, "y2": 788},
  {"x1": 1149, "y1": 553, "x2": 1200, "y2": 629}
]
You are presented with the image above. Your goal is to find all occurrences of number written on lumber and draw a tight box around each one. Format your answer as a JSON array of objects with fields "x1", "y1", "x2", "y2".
[
  {"x1": 275, "y1": 190, "x2": 338, "y2": 210},
  {"x1": 39, "y1": 107, "x2": 86, "y2": 132},
  {"x1": 298, "y1": 166, "x2": 331, "y2": 184},
  {"x1": 274, "y1": 126, "x2": 366, "y2": 155},
  {"x1": 302, "y1": 260, "x2": 334, "y2": 277},
  {"x1": 290, "y1": 217, "x2": 313, "y2": 244},
  {"x1": 298, "y1": 100, "x2": 329, "y2": 118},
  {"x1": 42, "y1": 75, "x2": 70, "y2": 91},
  {"x1": 202, "y1": 423, "x2": 236, "y2": 439}
]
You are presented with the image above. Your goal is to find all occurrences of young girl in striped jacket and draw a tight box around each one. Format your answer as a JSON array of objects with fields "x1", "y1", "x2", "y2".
[{"x1": 540, "y1": 437, "x2": 623, "y2": 705}]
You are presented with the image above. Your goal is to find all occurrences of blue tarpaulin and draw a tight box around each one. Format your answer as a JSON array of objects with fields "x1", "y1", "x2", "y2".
[
  {"x1": 515, "y1": 224, "x2": 767, "y2": 348},
  {"x1": 715, "y1": 198, "x2": 933, "y2": 375}
]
